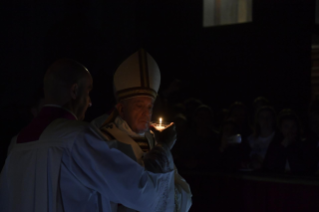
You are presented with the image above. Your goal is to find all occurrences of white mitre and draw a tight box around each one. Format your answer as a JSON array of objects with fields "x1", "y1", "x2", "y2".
[{"x1": 114, "y1": 48, "x2": 161, "y2": 101}]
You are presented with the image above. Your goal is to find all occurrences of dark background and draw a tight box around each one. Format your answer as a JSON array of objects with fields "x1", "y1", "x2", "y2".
[{"x1": 0, "y1": 0, "x2": 315, "y2": 167}]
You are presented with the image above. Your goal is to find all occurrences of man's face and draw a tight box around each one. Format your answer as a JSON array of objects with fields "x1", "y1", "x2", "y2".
[
  {"x1": 118, "y1": 96, "x2": 154, "y2": 134},
  {"x1": 74, "y1": 74, "x2": 93, "y2": 120}
]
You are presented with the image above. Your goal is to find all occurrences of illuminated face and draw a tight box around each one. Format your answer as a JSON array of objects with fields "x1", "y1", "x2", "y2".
[
  {"x1": 118, "y1": 96, "x2": 154, "y2": 134},
  {"x1": 74, "y1": 74, "x2": 93, "y2": 121}
]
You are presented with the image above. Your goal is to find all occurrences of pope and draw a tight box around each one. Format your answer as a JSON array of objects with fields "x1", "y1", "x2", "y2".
[{"x1": 92, "y1": 49, "x2": 192, "y2": 212}]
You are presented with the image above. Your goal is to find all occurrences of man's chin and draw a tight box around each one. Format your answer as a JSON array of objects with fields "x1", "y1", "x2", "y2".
[{"x1": 135, "y1": 124, "x2": 149, "y2": 134}]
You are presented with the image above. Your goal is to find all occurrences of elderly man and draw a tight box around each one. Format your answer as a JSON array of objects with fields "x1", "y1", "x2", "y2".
[
  {"x1": 92, "y1": 49, "x2": 192, "y2": 212},
  {"x1": 0, "y1": 59, "x2": 176, "y2": 212}
]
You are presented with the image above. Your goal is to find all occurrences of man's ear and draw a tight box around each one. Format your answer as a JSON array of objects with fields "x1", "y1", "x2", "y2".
[
  {"x1": 70, "y1": 83, "x2": 78, "y2": 100},
  {"x1": 116, "y1": 102, "x2": 125, "y2": 118}
]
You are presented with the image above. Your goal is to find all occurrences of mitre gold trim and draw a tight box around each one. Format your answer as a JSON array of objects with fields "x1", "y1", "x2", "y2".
[{"x1": 116, "y1": 87, "x2": 157, "y2": 102}]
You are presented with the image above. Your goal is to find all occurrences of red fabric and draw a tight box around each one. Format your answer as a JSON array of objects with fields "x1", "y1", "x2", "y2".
[{"x1": 17, "y1": 106, "x2": 76, "y2": 143}]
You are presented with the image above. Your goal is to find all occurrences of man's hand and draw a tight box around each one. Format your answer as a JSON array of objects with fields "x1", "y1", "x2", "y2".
[
  {"x1": 144, "y1": 146, "x2": 173, "y2": 173},
  {"x1": 150, "y1": 123, "x2": 177, "y2": 150}
]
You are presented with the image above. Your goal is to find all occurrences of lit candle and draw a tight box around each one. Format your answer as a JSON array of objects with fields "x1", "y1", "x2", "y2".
[{"x1": 154, "y1": 117, "x2": 165, "y2": 131}]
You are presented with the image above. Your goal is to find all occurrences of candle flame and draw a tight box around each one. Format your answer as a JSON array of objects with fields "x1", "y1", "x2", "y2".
[{"x1": 159, "y1": 118, "x2": 162, "y2": 127}]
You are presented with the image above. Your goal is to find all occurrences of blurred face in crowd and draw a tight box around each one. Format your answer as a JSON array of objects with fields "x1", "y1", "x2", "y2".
[
  {"x1": 257, "y1": 110, "x2": 274, "y2": 131},
  {"x1": 253, "y1": 100, "x2": 268, "y2": 114},
  {"x1": 254, "y1": 102, "x2": 264, "y2": 113},
  {"x1": 117, "y1": 96, "x2": 154, "y2": 134},
  {"x1": 281, "y1": 119, "x2": 298, "y2": 140},
  {"x1": 72, "y1": 74, "x2": 93, "y2": 120}
]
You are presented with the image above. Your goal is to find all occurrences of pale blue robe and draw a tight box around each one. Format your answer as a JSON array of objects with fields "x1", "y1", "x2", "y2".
[
  {"x1": 0, "y1": 118, "x2": 175, "y2": 212},
  {"x1": 92, "y1": 114, "x2": 192, "y2": 212}
]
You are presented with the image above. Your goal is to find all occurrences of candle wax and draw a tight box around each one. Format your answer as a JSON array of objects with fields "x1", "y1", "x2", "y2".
[{"x1": 154, "y1": 126, "x2": 165, "y2": 131}]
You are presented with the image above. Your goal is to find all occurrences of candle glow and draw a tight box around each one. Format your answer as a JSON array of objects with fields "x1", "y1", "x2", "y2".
[{"x1": 154, "y1": 117, "x2": 165, "y2": 131}]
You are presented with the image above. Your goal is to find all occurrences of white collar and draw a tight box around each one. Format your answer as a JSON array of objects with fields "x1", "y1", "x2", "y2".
[
  {"x1": 43, "y1": 104, "x2": 78, "y2": 120},
  {"x1": 114, "y1": 116, "x2": 145, "y2": 137}
]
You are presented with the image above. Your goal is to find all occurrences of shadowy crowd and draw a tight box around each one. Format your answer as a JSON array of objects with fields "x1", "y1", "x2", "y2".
[{"x1": 153, "y1": 80, "x2": 319, "y2": 176}]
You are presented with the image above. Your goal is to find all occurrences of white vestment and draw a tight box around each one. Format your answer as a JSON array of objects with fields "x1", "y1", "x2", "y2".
[
  {"x1": 92, "y1": 114, "x2": 192, "y2": 212},
  {"x1": 0, "y1": 117, "x2": 175, "y2": 212}
]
